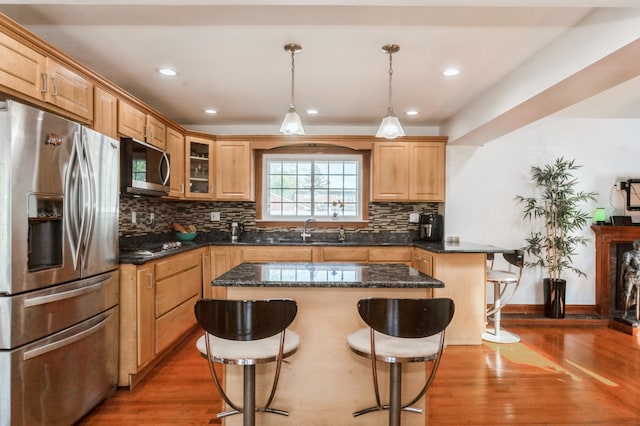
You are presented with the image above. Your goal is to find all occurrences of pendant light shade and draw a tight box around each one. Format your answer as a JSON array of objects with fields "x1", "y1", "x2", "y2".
[
  {"x1": 376, "y1": 44, "x2": 405, "y2": 139},
  {"x1": 280, "y1": 43, "x2": 305, "y2": 135}
]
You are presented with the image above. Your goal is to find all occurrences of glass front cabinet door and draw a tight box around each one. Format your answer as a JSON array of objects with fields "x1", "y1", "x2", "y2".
[{"x1": 185, "y1": 136, "x2": 214, "y2": 199}]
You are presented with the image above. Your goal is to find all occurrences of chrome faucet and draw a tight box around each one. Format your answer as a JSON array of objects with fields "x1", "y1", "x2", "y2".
[{"x1": 301, "y1": 217, "x2": 316, "y2": 241}]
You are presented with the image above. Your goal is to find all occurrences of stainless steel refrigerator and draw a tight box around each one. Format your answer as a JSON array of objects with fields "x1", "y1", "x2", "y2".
[{"x1": 0, "y1": 100, "x2": 120, "y2": 425}]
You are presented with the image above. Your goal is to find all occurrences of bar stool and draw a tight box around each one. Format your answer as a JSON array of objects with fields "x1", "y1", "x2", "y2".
[
  {"x1": 194, "y1": 298, "x2": 300, "y2": 426},
  {"x1": 482, "y1": 251, "x2": 524, "y2": 343},
  {"x1": 347, "y1": 297, "x2": 455, "y2": 426}
]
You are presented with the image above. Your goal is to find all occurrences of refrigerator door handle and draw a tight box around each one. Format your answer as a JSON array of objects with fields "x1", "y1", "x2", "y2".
[
  {"x1": 22, "y1": 316, "x2": 107, "y2": 361},
  {"x1": 65, "y1": 132, "x2": 82, "y2": 269},
  {"x1": 80, "y1": 132, "x2": 96, "y2": 270},
  {"x1": 160, "y1": 151, "x2": 171, "y2": 185},
  {"x1": 23, "y1": 277, "x2": 108, "y2": 308}
]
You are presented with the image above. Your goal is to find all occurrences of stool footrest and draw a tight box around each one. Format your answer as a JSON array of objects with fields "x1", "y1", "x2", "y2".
[
  {"x1": 217, "y1": 407, "x2": 290, "y2": 419},
  {"x1": 353, "y1": 405, "x2": 422, "y2": 417}
]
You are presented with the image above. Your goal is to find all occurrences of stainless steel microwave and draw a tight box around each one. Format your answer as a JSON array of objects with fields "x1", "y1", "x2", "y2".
[{"x1": 120, "y1": 137, "x2": 170, "y2": 197}]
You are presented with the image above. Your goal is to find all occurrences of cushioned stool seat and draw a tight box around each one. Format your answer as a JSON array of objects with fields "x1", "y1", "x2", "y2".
[
  {"x1": 194, "y1": 298, "x2": 299, "y2": 426},
  {"x1": 482, "y1": 251, "x2": 524, "y2": 344},
  {"x1": 347, "y1": 297, "x2": 455, "y2": 426}
]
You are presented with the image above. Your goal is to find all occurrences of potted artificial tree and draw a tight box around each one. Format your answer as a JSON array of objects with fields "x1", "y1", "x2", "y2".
[{"x1": 516, "y1": 157, "x2": 597, "y2": 318}]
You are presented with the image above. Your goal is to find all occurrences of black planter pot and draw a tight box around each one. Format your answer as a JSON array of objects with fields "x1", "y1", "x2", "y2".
[{"x1": 543, "y1": 278, "x2": 566, "y2": 318}]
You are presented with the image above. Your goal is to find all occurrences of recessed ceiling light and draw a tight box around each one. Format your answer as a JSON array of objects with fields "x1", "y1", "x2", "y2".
[
  {"x1": 158, "y1": 68, "x2": 177, "y2": 77},
  {"x1": 204, "y1": 108, "x2": 217, "y2": 115},
  {"x1": 406, "y1": 110, "x2": 419, "y2": 116},
  {"x1": 306, "y1": 108, "x2": 319, "y2": 115},
  {"x1": 442, "y1": 68, "x2": 460, "y2": 77}
]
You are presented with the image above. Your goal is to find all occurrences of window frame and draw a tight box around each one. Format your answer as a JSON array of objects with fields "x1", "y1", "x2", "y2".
[{"x1": 255, "y1": 146, "x2": 370, "y2": 227}]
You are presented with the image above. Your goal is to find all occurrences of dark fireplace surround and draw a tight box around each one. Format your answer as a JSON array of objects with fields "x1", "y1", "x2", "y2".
[{"x1": 592, "y1": 225, "x2": 640, "y2": 319}]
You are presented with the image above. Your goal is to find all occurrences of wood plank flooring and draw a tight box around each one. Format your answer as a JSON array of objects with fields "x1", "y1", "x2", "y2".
[{"x1": 78, "y1": 325, "x2": 640, "y2": 425}]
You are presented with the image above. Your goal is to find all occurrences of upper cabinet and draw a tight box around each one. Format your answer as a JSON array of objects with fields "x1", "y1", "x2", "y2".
[
  {"x1": 185, "y1": 136, "x2": 215, "y2": 199},
  {"x1": 166, "y1": 126, "x2": 185, "y2": 199},
  {"x1": 215, "y1": 139, "x2": 254, "y2": 201},
  {"x1": 118, "y1": 100, "x2": 166, "y2": 150},
  {"x1": 0, "y1": 30, "x2": 46, "y2": 100},
  {"x1": 93, "y1": 87, "x2": 118, "y2": 140},
  {"x1": 0, "y1": 31, "x2": 93, "y2": 121},
  {"x1": 372, "y1": 140, "x2": 446, "y2": 202},
  {"x1": 43, "y1": 58, "x2": 93, "y2": 120}
]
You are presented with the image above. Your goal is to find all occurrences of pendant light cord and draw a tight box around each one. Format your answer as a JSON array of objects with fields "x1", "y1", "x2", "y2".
[
  {"x1": 290, "y1": 49, "x2": 296, "y2": 108},
  {"x1": 387, "y1": 51, "x2": 394, "y2": 113}
]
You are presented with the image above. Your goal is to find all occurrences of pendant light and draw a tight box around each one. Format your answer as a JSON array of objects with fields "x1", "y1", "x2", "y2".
[
  {"x1": 280, "y1": 43, "x2": 305, "y2": 135},
  {"x1": 376, "y1": 44, "x2": 405, "y2": 139}
]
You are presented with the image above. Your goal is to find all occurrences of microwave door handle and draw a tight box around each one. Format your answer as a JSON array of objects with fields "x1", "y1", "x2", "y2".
[{"x1": 160, "y1": 151, "x2": 170, "y2": 185}]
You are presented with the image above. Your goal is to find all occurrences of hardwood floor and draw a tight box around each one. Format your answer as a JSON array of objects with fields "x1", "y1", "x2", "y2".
[{"x1": 78, "y1": 325, "x2": 640, "y2": 425}]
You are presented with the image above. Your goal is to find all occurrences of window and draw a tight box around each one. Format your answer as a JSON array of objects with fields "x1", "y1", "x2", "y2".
[{"x1": 262, "y1": 153, "x2": 363, "y2": 221}]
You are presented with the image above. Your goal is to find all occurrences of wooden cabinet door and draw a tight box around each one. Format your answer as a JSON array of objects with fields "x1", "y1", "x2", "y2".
[
  {"x1": 93, "y1": 87, "x2": 118, "y2": 139},
  {"x1": 136, "y1": 264, "x2": 155, "y2": 369},
  {"x1": 166, "y1": 126, "x2": 185, "y2": 198},
  {"x1": 118, "y1": 100, "x2": 146, "y2": 141},
  {"x1": 0, "y1": 31, "x2": 46, "y2": 100},
  {"x1": 146, "y1": 114, "x2": 166, "y2": 150},
  {"x1": 409, "y1": 142, "x2": 445, "y2": 201},
  {"x1": 412, "y1": 248, "x2": 434, "y2": 276},
  {"x1": 215, "y1": 140, "x2": 254, "y2": 201},
  {"x1": 207, "y1": 247, "x2": 232, "y2": 299},
  {"x1": 371, "y1": 142, "x2": 409, "y2": 201},
  {"x1": 185, "y1": 136, "x2": 215, "y2": 199},
  {"x1": 44, "y1": 58, "x2": 93, "y2": 120},
  {"x1": 321, "y1": 247, "x2": 368, "y2": 262}
]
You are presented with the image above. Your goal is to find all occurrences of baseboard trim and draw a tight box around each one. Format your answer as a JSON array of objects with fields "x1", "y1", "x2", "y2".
[{"x1": 500, "y1": 304, "x2": 598, "y2": 315}]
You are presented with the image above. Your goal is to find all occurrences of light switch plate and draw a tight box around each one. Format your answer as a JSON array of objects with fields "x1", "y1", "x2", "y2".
[
  {"x1": 409, "y1": 213, "x2": 420, "y2": 223},
  {"x1": 211, "y1": 211, "x2": 221, "y2": 221}
]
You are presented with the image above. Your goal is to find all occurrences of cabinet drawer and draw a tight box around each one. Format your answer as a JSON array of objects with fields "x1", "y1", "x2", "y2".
[
  {"x1": 412, "y1": 250, "x2": 434, "y2": 276},
  {"x1": 241, "y1": 246, "x2": 313, "y2": 262},
  {"x1": 155, "y1": 266, "x2": 201, "y2": 317},
  {"x1": 321, "y1": 247, "x2": 368, "y2": 262},
  {"x1": 155, "y1": 294, "x2": 199, "y2": 354},
  {"x1": 154, "y1": 251, "x2": 201, "y2": 281},
  {"x1": 368, "y1": 247, "x2": 412, "y2": 263}
]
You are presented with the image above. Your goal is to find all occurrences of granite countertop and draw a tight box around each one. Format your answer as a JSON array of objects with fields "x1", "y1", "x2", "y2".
[
  {"x1": 213, "y1": 262, "x2": 445, "y2": 289},
  {"x1": 118, "y1": 232, "x2": 514, "y2": 264}
]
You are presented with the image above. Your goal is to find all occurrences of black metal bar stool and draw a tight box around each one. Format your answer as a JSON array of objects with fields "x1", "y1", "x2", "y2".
[
  {"x1": 194, "y1": 298, "x2": 300, "y2": 426},
  {"x1": 482, "y1": 251, "x2": 524, "y2": 343},
  {"x1": 347, "y1": 297, "x2": 455, "y2": 426}
]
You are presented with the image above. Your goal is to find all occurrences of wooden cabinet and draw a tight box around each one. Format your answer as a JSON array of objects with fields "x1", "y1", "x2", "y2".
[
  {"x1": 118, "y1": 100, "x2": 166, "y2": 149},
  {"x1": 0, "y1": 30, "x2": 46, "y2": 100},
  {"x1": 185, "y1": 136, "x2": 215, "y2": 199},
  {"x1": 238, "y1": 246, "x2": 314, "y2": 263},
  {"x1": 215, "y1": 139, "x2": 254, "y2": 201},
  {"x1": 205, "y1": 247, "x2": 234, "y2": 299},
  {"x1": 43, "y1": 58, "x2": 93, "y2": 120},
  {"x1": 166, "y1": 126, "x2": 185, "y2": 198},
  {"x1": 0, "y1": 32, "x2": 93, "y2": 120},
  {"x1": 412, "y1": 247, "x2": 486, "y2": 345},
  {"x1": 136, "y1": 264, "x2": 155, "y2": 369},
  {"x1": 372, "y1": 140, "x2": 445, "y2": 202},
  {"x1": 369, "y1": 246, "x2": 412, "y2": 263},
  {"x1": 93, "y1": 87, "x2": 118, "y2": 139},
  {"x1": 119, "y1": 249, "x2": 203, "y2": 388},
  {"x1": 320, "y1": 247, "x2": 368, "y2": 262}
]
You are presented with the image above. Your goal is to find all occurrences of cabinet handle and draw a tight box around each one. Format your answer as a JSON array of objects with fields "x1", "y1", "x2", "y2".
[
  {"x1": 40, "y1": 73, "x2": 48, "y2": 93},
  {"x1": 180, "y1": 183, "x2": 184, "y2": 194},
  {"x1": 52, "y1": 76, "x2": 59, "y2": 96},
  {"x1": 147, "y1": 273, "x2": 153, "y2": 289}
]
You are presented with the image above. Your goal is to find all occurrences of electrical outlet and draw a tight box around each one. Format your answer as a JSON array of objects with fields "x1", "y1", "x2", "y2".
[
  {"x1": 409, "y1": 213, "x2": 420, "y2": 223},
  {"x1": 131, "y1": 211, "x2": 136, "y2": 224},
  {"x1": 211, "y1": 211, "x2": 220, "y2": 221}
]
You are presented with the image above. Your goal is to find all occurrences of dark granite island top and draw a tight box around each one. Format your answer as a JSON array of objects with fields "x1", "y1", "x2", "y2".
[{"x1": 212, "y1": 262, "x2": 444, "y2": 289}]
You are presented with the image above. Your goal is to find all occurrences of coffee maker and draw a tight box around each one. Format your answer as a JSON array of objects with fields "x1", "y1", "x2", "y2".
[{"x1": 419, "y1": 213, "x2": 444, "y2": 242}]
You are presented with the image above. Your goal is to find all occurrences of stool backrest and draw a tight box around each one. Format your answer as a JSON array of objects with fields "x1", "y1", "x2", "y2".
[
  {"x1": 357, "y1": 298, "x2": 455, "y2": 339},
  {"x1": 194, "y1": 298, "x2": 297, "y2": 341}
]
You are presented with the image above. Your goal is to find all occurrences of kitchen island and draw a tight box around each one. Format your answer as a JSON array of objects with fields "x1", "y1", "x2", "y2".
[{"x1": 211, "y1": 262, "x2": 443, "y2": 426}]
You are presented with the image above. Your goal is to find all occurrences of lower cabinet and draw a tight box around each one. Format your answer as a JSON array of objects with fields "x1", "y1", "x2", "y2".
[
  {"x1": 413, "y1": 247, "x2": 487, "y2": 345},
  {"x1": 119, "y1": 249, "x2": 203, "y2": 388}
]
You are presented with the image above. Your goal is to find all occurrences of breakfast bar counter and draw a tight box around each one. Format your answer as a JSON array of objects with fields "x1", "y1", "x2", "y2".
[{"x1": 211, "y1": 262, "x2": 443, "y2": 426}]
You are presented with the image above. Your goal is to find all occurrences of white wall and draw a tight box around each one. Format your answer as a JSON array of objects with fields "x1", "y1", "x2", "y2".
[{"x1": 445, "y1": 117, "x2": 640, "y2": 305}]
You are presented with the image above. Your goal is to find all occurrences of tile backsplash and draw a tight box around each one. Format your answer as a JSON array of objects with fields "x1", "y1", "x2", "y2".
[{"x1": 119, "y1": 196, "x2": 439, "y2": 238}]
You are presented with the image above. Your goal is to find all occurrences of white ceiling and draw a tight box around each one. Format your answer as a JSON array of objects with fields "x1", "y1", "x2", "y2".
[{"x1": 1, "y1": 1, "x2": 639, "y2": 144}]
